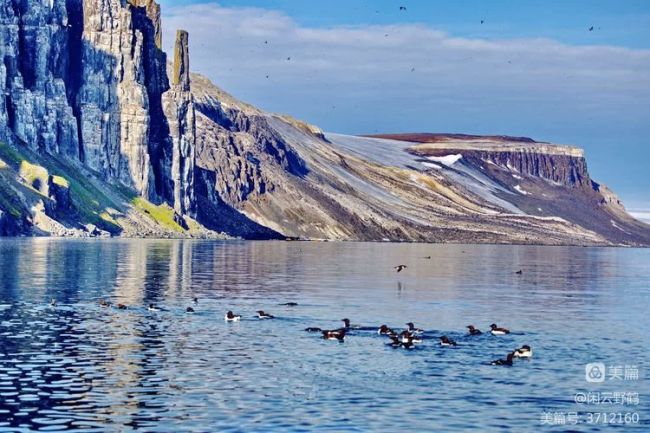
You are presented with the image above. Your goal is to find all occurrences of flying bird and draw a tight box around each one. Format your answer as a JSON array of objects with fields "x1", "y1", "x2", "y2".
[
  {"x1": 399, "y1": 6, "x2": 407, "y2": 11},
  {"x1": 588, "y1": 26, "x2": 594, "y2": 31},
  {"x1": 394, "y1": 265, "x2": 407, "y2": 273}
]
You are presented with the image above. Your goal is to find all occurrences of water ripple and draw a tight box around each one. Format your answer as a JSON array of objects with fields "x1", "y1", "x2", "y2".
[{"x1": 0, "y1": 240, "x2": 648, "y2": 432}]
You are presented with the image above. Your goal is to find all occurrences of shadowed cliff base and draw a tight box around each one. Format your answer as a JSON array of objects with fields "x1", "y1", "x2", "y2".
[{"x1": 194, "y1": 195, "x2": 284, "y2": 240}]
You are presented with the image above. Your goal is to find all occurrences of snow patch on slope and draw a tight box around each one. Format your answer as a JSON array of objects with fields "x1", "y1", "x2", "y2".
[
  {"x1": 427, "y1": 154, "x2": 462, "y2": 166},
  {"x1": 514, "y1": 185, "x2": 529, "y2": 195},
  {"x1": 324, "y1": 132, "x2": 523, "y2": 215},
  {"x1": 611, "y1": 220, "x2": 631, "y2": 234}
]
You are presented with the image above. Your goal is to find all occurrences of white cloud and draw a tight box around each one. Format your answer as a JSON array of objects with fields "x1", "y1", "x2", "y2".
[
  {"x1": 629, "y1": 211, "x2": 650, "y2": 224},
  {"x1": 160, "y1": 2, "x2": 650, "y2": 139}
]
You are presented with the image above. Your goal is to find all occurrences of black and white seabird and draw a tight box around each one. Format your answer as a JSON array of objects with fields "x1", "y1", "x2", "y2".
[
  {"x1": 405, "y1": 322, "x2": 424, "y2": 335},
  {"x1": 257, "y1": 310, "x2": 274, "y2": 319},
  {"x1": 490, "y1": 323, "x2": 510, "y2": 335},
  {"x1": 514, "y1": 345, "x2": 532, "y2": 358},
  {"x1": 322, "y1": 329, "x2": 345, "y2": 341},
  {"x1": 440, "y1": 336, "x2": 457, "y2": 347},
  {"x1": 378, "y1": 325, "x2": 396, "y2": 336},
  {"x1": 490, "y1": 352, "x2": 515, "y2": 366},
  {"x1": 224, "y1": 311, "x2": 241, "y2": 321}
]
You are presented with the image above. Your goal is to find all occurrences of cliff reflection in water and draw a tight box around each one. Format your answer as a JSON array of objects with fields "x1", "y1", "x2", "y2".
[{"x1": 0, "y1": 239, "x2": 648, "y2": 432}]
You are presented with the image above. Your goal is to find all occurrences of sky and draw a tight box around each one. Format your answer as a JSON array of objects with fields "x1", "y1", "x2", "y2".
[{"x1": 158, "y1": 0, "x2": 650, "y2": 213}]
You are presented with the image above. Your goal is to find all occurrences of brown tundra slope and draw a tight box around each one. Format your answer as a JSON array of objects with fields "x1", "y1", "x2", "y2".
[{"x1": 190, "y1": 74, "x2": 650, "y2": 246}]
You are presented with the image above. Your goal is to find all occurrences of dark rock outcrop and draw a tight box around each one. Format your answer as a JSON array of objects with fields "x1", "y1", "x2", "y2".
[{"x1": 468, "y1": 151, "x2": 590, "y2": 188}]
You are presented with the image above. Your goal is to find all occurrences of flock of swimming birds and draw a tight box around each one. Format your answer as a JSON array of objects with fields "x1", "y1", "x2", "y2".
[
  {"x1": 304, "y1": 317, "x2": 531, "y2": 366},
  {"x1": 50, "y1": 293, "x2": 532, "y2": 366}
]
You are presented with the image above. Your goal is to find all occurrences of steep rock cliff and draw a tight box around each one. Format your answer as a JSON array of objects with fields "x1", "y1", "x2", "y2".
[
  {"x1": 0, "y1": 0, "x2": 648, "y2": 245},
  {"x1": 163, "y1": 30, "x2": 194, "y2": 217},
  {"x1": 0, "y1": 0, "x2": 79, "y2": 155},
  {"x1": 0, "y1": 0, "x2": 200, "y2": 236},
  {"x1": 75, "y1": 0, "x2": 167, "y2": 199}
]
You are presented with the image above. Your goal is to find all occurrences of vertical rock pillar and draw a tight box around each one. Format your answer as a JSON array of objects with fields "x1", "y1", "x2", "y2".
[{"x1": 164, "y1": 30, "x2": 196, "y2": 217}]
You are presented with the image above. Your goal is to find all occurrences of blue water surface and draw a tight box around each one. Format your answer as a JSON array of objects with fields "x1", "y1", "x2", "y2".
[{"x1": 0, "y1": 239, "x2": 648, "y2": 432}]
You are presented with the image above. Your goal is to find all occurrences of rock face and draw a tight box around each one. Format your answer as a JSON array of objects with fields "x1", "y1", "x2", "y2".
[
  {"x1": 75, "y1": 0, "x2": 169, "y2": 200},
  {"x1": 0, "y1": 0, "x2": 648, "y2": 245},
  {"x1": 0, "y1": 0, "x2": 79, "y2": 155},
  {"x1": 390, "y1": 134, "x2": 592, "y2": 189},
  {"x1": 471, "y1": 151, "x2": 590, "y2": 188},
  {"x1": 163, "y1": 30, "x2": 195, "y2": 216},
  {"x1": 1, "y1": 0, "x2": 194, "y2": 214}
]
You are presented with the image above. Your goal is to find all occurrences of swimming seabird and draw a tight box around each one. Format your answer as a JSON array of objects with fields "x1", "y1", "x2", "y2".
[
  {"x1": 514, "y1": 345, "x2": 532, "y2": 358},
  {"x1": 490, "y1": 323, "x2": 510, "y2": 335},
  {"x1": 439, "y1": 336, "x2": 457, "y2": 347},
  {"x1": 257, "y1": 310, "x2": 274, "y2": 319},
  {"x1": 224, "y1": 311, "x2": 241, "y2": 321},
  {"x1": 405, "y1": 322, "x2": 424, "y2": 335},
  {"x1": 490, "y1": 351, "x2": 515, "y2": 366},
  {"x1": 322, "y1": 329, "x2": 345, "y2": 341}
]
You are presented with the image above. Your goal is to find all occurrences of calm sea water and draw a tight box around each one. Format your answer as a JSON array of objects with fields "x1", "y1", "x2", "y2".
[{"x1": 0, "y1": 239, "x2": 648, "y2": 432}]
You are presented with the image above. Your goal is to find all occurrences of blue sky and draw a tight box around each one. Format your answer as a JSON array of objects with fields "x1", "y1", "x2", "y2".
[{"x1": 159, "y1": 1, "x2": 650, "y2": 212}]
